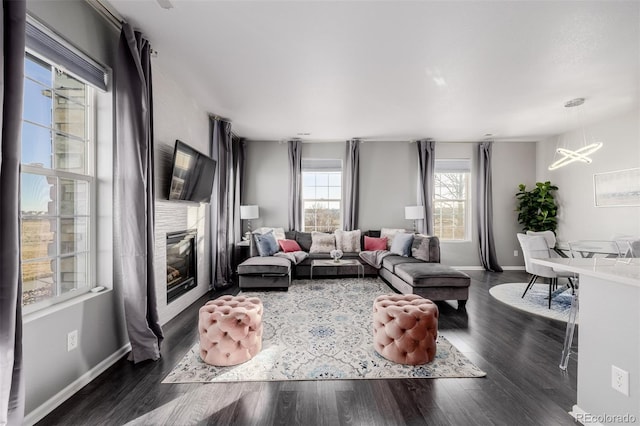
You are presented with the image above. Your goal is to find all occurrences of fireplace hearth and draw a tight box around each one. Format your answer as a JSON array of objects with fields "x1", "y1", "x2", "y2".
[{"x1": 166, "y1": 230, "x2": 197, "y2": 303}]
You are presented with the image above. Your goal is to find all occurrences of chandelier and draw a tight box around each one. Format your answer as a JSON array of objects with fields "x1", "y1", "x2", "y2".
[{"x1": 548, "y1": 98, "x2": 603, "y2": 171}]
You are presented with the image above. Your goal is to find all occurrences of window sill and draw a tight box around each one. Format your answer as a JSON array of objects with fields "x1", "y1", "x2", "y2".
[{"x1": 23, "y1": 288, "x2": 112, "y2": 324}]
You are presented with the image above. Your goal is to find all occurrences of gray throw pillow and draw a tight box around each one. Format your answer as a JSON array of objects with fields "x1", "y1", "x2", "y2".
[
  {"x1": 390, "y1": 232, "x2": 414, "y2": 257},
  {"x1": 411, "y1": 234, "x2": 432, "y2": 262},
  {"x1": 254, "y1": 230, "x2": 279, "y2": 257}
]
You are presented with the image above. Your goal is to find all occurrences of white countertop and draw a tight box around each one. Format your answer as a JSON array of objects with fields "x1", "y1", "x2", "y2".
[{"x1": 531, "y1": 258, "x2": 640, "y2": 287}]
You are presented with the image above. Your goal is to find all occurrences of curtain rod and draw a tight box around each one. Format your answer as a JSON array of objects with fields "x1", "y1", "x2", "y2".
[{"x1": 87, "y1": 0, "x2": 123, "y2": 30}]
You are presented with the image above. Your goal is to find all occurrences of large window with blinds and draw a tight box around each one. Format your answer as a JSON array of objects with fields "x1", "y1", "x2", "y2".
[
  {"x1": 433, "y1": 159, "x2": 471, "y2": 241},
  {"x1": 21, "y1": 19, "x2": 109, "y2": 312},
  {"x1": 302, "y1": 159, "x2": 342, "y2": 232}
]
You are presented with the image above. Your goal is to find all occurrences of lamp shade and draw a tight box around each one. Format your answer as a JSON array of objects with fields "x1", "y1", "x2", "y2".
[
  {"x1": 405, "y1": 206, "x2": 424, "y2": 220},
  {"x1": 240, "y1": 205, "x2": 259, "y2": 220}
]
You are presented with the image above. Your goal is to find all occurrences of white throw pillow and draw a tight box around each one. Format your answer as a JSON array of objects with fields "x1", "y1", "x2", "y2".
[
  {"x1": 254, "y1": 227, "x2": 286, "y2": 241},
  {"x1": 309, "y1": 232, "x2": 336, "y2": 253},
  {"x1": 335, "y1": 229, "x2": 361, "y2": 252},
  {"x1": 380, "y1": 228, "x2": 407, "y2": 250}
]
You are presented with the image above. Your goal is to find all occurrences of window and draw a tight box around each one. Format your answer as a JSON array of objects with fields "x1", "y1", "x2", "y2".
[
  {"x1": 21, "y1": 37, "x2": 104, "y2": 311},
  {"x1": 302, "y1": 159, "x2": 342, "y2": 232},
  {"x1": 433, "y1": 159, "x2": 471, "y2": 241}
]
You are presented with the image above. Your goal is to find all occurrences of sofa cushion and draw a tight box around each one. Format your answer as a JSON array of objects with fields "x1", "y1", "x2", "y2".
[
  {"x1": 335, "y1": 229, "x2": 361, "y2": 252},
  {"x1": 395, "y1": 263, "x2": 470, "y2": 288},
  {"x1": 411, "y1": 234, "x2": 440, "y2": 263},
  {"x1": 364, "y1": 236, "x2": 387, "y2": 251},
  {"x1": 382, "y1": 255, "x2": 423, "y2": 273},
  {"x1": 310, "y1": 232, "x2": 336, "y2": 253},
  {"x1": 295, "y1": 232, "x2": 313, "y2": 252},
  {"x1": 254, "y1": 230, "x2": 280, "y2": 257},
  {"x1": 390, "y1": 232, "x2": 414, "y2": 257},
  {"x1": 237, "y1": 256, "x2": 291, "y2": 275}
]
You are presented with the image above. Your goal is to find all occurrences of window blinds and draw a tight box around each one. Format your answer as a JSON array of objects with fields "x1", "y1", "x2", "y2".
[{"x1": 25, "y1": 18, "x2": 108, "y2": 91}]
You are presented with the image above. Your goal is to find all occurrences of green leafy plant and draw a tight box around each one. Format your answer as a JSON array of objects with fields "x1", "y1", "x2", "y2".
[{"x1": 515, "y1": 181, "x2": 559, "y2": 233}]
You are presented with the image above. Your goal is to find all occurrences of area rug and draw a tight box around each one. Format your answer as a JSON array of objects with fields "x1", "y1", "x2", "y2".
[
  {"x1": 489, "y1": 282, "x2": 576, "y2": 323},
  {"x1": 163, "y1": 278, "x2": 486, "y2": 383}
]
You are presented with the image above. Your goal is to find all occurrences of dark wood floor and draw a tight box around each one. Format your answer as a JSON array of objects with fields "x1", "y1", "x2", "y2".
[{"x1": 38, "y1": 270, "x2": 577, "y2": 426}]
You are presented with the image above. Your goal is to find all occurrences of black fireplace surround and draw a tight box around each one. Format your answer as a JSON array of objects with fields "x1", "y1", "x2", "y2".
[{"x1": 166, "y1": 230, "x2": 197, "y2": 303}]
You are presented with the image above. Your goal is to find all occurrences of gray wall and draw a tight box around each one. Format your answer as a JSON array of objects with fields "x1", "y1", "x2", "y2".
[
  {"x1": 24, "y1": 0, "x2": 123, "y2": 417},
  {"x1": 152, "y1": 62, "x2": 211, "y2": 324},
  {"x1": 536, "y1": 109, "x2": 640, "y2": 241},
  {"x1": 244, "y1": 139, "x2": 536, "y2": 267}
]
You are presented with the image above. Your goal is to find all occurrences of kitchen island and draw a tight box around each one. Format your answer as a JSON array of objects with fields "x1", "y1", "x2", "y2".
[{"x1": 532, "y1": 257, "x2": 640, "y2": 425}]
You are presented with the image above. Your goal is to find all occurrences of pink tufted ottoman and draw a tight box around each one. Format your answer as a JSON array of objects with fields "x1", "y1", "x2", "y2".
[
  {"x1": 373, "y1": 294, "x2": 439, "y2": 365},
  {"x1": 198, "y1": 295, "x2": 263, "y2": 366}
]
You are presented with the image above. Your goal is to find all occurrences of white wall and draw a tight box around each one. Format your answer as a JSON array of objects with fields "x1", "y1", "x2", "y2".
[
  {"x1": 537, "y1": 109, "x2": 640, "y2": 241},
  {"x1": 244, "y1": 140, "x2": 536, "y2": 267}
]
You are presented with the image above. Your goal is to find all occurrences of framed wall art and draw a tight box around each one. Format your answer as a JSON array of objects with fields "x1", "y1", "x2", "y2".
[{"x1": 593, "y1": 167, "x2": 640, "y2": 207}]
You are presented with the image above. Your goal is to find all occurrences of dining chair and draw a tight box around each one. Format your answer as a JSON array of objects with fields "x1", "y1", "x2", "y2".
[
  {"x1": 559, "y1": 240, "x2": 621, "y2": 371},
  {"x1": 614, "y1": 238, "x2": 640, "y2": 258},
  {"x1": 517, "y1": 233, "x2": 573, "y2": 308}
]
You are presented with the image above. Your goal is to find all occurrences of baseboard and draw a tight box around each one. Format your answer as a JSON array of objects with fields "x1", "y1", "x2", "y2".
[
  {"x1": 24, "y1": 343, "x2": 131, "y2": 426},
  {"x1": 449, "y1": 266, "x2": 525, "y2": 271},
  {"x1": 570, "y1": 405, "x2": 604, "y2": 425},
  {"x1": 502, "y1": 266, "x2": 525, "y2": 271}
]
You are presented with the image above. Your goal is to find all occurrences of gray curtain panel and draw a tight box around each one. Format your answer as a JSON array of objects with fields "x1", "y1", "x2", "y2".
[
  {"x1": 0, "y1": 1, "x2": 26, "y2": 423},
  {"x1": 343, "y1": 139, "x2": 360, "y2": 231},
  {"x1": 210, "y1": 117, "x2": 240, "y2": 288},
  {"x1": 476, "y1": 141, "x2": 503, "y2": 272},
  {"x1": 417, "y1": 139, "x2": 436, "y2": 235},
  {"x1": 232, "y1": 136, "x2": 246, "y2": 246},
  {"x1": 115, "y1": 23, "x2": 164, "y2": 363},
  {"x1": 288, "y1": 139, "x2": 303, "y2": 231}
]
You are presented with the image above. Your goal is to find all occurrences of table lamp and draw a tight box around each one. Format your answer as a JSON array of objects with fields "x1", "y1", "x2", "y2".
[
  {"x1": 240, "y1": 205, "x2": 259, "y2": 239},
  {"x1": 404, "y1": 206, "x2": 424, "y2": 233}
]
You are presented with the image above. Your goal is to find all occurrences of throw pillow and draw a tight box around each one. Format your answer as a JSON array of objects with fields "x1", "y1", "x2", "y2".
[
  {"x1": 364, "y1": 236, "x2": 388, "y2": 251},
  {"x1": 411, "y1": 234, "x2": 433, "y2": 262},
  {"x1": 309, "y1": 231, "x2": 336, "y2": 253},
  {"x1": 254, "y1": 230, "x2": 279, "y2": 257},
  {"x1": 278, "y1": 239, "x2": 302, "y2": 253},
  {"x1": 335, "y1": 229, "x2": 362, "y2": 252},
  {"x1": 254, "y1": 227, "x2": 286, "y2": 241},
  {"x1": 380, "y1": 228, "x2": 407, "y2": 250},
  {"x1": 390, "y1": 232, "x2": 414, "y2": 257}
]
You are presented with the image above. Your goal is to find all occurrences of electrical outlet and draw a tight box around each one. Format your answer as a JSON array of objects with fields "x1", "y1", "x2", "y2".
[
  {"x1": 67, "y1": 330, "x2": 78, "y2": 352},
  {"x1": 514, "y1": 250, "x2": 518, "y2": 257},
  {"x1": 611, "y1": 365, "x2": 629, "y2": 396}
]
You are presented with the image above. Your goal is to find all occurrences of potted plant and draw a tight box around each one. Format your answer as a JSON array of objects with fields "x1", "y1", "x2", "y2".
[{"x1": 515, "y1": 181, "x2": 559, "y2": 233}]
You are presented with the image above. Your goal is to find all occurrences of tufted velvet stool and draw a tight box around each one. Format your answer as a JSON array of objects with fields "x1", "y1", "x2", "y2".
[
  {"x1": 373, "y1": 294, "x2": 439, "y2": 365},
  {"x1": 198, "y1": 295, "x2": 263, "y2": 366}
]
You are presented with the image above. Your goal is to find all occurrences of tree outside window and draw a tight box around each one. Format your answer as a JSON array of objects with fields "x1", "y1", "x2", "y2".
[
  {"x1": 302, "y1": 167, "x2": 341, "y2": 232},
  {"x1": 433, "y1": 159, "x2": 471, "y2": 241}
]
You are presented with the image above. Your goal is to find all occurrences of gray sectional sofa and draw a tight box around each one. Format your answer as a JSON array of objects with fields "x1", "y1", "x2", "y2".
[{"x1": 239, "y1": 229, "x2": 470, "y2": 309}]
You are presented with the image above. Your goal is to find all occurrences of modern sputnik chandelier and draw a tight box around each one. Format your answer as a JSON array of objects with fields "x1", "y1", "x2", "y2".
[{"x1": 548, "y1": 98, "x2": 603, "y2": 171}]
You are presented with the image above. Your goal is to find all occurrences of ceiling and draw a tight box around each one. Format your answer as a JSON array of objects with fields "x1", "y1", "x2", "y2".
[{"x1": 105, "y1": 0, "x2": 639, "y2": 142}]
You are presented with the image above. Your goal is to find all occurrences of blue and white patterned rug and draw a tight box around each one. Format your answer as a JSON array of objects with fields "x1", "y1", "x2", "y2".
[
  {"x1": 163, "y1": 278, "x2": 486, "y2": 383},
  {"x1": 489, "y1": 282, "x2": 576, "y2": 323}
]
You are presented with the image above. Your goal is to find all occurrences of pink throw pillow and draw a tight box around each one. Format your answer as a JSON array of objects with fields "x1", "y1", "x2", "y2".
[
  {"x1": 278, "y1": 239, "x2": 302, "y2": 253},
  {"x1": 364, "y1": 236, "x2": 388, "y2": 251}
]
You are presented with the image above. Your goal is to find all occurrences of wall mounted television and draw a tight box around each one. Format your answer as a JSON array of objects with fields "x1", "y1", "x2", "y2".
[{"x1": 168, "y1": 140, "x2": 216, "y2": 203}]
